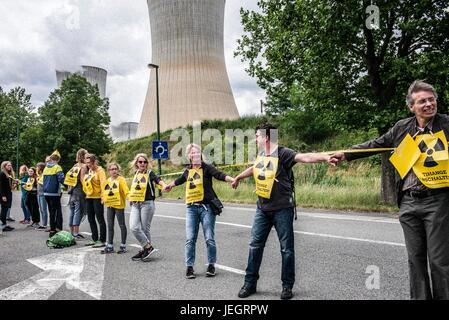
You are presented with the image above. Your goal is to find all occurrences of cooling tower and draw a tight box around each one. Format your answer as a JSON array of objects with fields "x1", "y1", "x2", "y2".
[
  {"x1": 55, "y1": 66, "x2": 107, "y2": 98},
  {"x1": 136, "y1": 0, "x2": 240, "y2": 137}
]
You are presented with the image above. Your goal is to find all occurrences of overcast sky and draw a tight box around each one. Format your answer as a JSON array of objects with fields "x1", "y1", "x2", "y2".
[{"x1": 0, "y1": 0, "x2": 265, "y2": 125}]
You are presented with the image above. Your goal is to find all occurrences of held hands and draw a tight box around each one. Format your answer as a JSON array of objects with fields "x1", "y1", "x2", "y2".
[
  {"x1": 231, "y1": 177, "x2": 239, "y2": 189},
  {"x1": 163, "y1": 182, "x2": 175, "y2": 192},
  {"x1": 2, "y1": 196, "x2": 6, "y2": 202},
  {"x1": 329, "y1": 152, "x2": 346, "y2": 165}
]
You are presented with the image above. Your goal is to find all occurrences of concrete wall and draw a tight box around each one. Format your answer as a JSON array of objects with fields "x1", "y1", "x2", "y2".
[{"x1": 137, "y1": 0, "x2": 240, "y2": 137}]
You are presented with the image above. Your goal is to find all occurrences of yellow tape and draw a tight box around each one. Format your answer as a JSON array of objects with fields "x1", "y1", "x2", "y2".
[{"x1": 157, "y1": 148, "x2": 394, "y2": 178}]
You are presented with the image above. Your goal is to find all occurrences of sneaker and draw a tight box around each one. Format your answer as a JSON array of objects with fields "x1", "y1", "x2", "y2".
[
  {"x1": 206, "y1": 264, "x2": 216, "y2": 277},
  {"x1": 84, "y1": 240, "x2": 96, "y2": 246},
  {"x1": 281, "y1": 287, "x2": 293, "y2": 300},
  {"x1": 131, "y1": 250, "x2": 144, "y2": 261},
  {"x1": 238, "y1": 284, "x2": 257, "y2": 298},
  {"x1": 27, "y1": 223, "x2": 36, "y2": 228},
  {"x1": 101, "y1": 246, "x2": 114, "y2": 254},
  {"x1": 141, "y1": 246, "x2": 158, "y2": 262},
  {"x1": 186, "y1": 266, "x2": 196, "y2": 279},
  {"x1": 20, "y1": 220, "x2": 30, "y2": 224},
  {"x1": 37, "y1": 225, "x2": 46, "y2": 230},
  {"x1": 92, "y1": 241, "x2": 106, "y2": 248},
  {"x1": 45, "y1": 228, "x2": 51, "y2": 232},
  {"x1": 6, "y1": 218, "x2": 15, "y2": 222},
  {"x1": 49, "y1": 231, "x2": 57, "y2": 238},
  {"x1": 3, "y1": 225, "x2": 14, "y2": 232},
  {"x1": 74, "y1": 233, "x2": 85, "y2": 239},
  {"x1": 117, "y1": 246, "x2": 127, "y2": 254}
]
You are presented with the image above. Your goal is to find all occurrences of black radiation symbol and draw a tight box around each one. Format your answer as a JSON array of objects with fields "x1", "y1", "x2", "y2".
[
  {"x1": 188, "y1": 172, "x2": 201, "y2": 189},
  {"x1": 256, "y1": 160, "x2": 274, "y2": 180},
  {"x1": 69, "y1": 168, "x2": 78, "y2": 178},
  {"x1": 418, "y1": 138, "x2": 445, "y2": 168}
]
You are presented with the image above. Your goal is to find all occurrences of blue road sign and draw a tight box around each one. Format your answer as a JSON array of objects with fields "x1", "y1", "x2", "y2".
[{"x1": 152, "y1": 140, "x2": 169, "y2": 160}]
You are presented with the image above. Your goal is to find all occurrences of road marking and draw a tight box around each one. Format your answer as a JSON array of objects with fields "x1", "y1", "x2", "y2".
[
  {"x1": 212, "y1": 264, "x2": 246, "y2": 275},
  {"x1": 156, "y1": 201, "x2": 399, "y2": 224},
  {"x1": 154, "y1": 214, "x2": 405, "y2": 247},
  {"x1": 296, "y1": 231, "x2": 405, "y2": 247},
  {"x1": 0, "y1": 247, "x2": 105, "y2": 300}
]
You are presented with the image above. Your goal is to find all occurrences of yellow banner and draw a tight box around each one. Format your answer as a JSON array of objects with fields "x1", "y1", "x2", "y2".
[
  {"x1": 23, "y1": 178, "x2": 35, "y2": 191},
  {"x1": 389, "y1": 134, "x2": 421, "y2": 179},
  {"x1": 103, "y1": 178, "x2": 121, "y2": 207},
  {"x1": 253, "y1": 156, "x2": 279, "y2": 199},
  {"x1": 185, "y1": 168, "x2": 204, "y2": 204},
  {"x1": 128, "y1": 172, "x2": 149, "y2": 202},
  {"x1": 64, "y1": 165, "x2": 81, "y2": 187},
  {"x1": 82, "y1": 172, "x2": 94, "y2": 196},
  {"x1": 412, "y1": 130, "x2": 449, "y2": 189}
]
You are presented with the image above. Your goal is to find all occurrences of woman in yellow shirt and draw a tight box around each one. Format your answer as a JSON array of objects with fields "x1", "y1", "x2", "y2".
[
  {"x1": 82, "y1": 153, "x2": 107, "y2": 247},
  {"x1": 101, "y1": 163, "x2": 129, "y2": 254}
]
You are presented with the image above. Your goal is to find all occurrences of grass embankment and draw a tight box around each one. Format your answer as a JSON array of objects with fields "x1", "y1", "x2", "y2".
[{"x1": 106, "y1": 116, "x2": 398, "y2": 213}]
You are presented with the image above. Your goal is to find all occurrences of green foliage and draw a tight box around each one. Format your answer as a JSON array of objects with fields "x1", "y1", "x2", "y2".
[
  {"x1": 0, "y1": 86, "x2": 39, "y2": 171},
  {"x1": 236, "y1": 0, "x2": 449, "y2": 134},
  {"x1": 37, "y1": 74, "x2": 112, "y2": 170}
]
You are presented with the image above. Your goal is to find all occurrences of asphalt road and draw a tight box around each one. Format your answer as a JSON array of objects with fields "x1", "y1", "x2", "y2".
[{"x1": 0, "y1": 192, "x2": 409, "y2": 300}]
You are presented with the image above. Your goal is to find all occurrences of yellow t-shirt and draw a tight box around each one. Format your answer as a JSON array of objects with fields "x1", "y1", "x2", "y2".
[
  {"x1": 84, "y1": 167, "x2": 107, "y2": 199},
  {"x1": 102, "y1": 176, "x2": 129, "y2": 209}
]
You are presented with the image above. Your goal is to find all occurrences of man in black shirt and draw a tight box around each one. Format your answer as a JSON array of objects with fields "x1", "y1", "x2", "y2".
[{"x1": 232, "y1": 123, "x2": 336, "y2": 299}]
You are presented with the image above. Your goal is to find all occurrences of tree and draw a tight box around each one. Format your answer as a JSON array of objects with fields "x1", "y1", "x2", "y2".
[
  {"x1": 38, "y1": 74, "x2": 112, "y2": 171},
  {"x1": 236, "y1": 0, "x2": 449, "y2": 203},
  {"x1": 0, "y1": 86, "x2": 39, "y2": 171}
]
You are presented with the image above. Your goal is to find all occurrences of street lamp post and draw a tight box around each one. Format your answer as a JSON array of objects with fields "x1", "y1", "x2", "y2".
[{"x1": 148, "y1": 63, "x2": 162, "y2": 196}]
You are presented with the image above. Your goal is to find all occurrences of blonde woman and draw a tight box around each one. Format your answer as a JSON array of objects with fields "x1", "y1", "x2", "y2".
[
  {"x1": 82, "y1": 153, "x2": 107, "y2": 247},
  {"x1": 128, "y1": 153, "x2": 167, "y2": 261},
  {"x1": 164, "y1": 144, "x2": 234, "y2": 279},
  {"x1": 0, "y1": 161, "x2": 16, "y2": 232},
  {"x1": 66, "y1": 148, "x2": 88, "y2": 239},
  {"x1": 101, "y1": 163, "x2": 129, "y2": 254}
]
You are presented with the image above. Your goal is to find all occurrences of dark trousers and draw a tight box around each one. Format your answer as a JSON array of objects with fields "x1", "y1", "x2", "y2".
[
  {"x1": 244, "y1": 207, "x2": 295, "y2": 289},
  {"x1": 1, "y1": 205, "x2": 9, "y2": 225},
  {"x1": 86, "y1": 198, "x2": 106, "y2": 242},
  {"x1": 106, "y1": 207, "x2": 127, "y2": 245},
  {"x1": 45, "y1": 196, "x2": 62, "y2": 231},
  {"x1": 399, "y1": 192, "x2": 449, "y2": 300},
  {"x1": 26, "y1": 192, "x2": 40, "y2": 224}
]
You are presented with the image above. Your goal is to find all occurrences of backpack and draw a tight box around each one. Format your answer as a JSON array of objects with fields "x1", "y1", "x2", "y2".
[{"x1": 46, "y1": 231, "x2": 76, "y2": 249}]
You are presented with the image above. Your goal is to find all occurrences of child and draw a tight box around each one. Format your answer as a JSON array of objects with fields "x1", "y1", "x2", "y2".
[{"x1": 101, "y1": 163, "x2": 129, "y2": 254}]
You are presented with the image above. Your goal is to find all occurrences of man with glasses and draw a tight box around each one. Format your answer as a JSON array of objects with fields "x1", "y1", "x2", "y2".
[{"x1": 331, "y1": 80, "x2": 449, "y2": 300}]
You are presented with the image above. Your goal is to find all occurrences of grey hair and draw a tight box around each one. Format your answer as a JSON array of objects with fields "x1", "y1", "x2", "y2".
[{"x1": 406, "y1": 80, "x2": 438, "y2": 107}]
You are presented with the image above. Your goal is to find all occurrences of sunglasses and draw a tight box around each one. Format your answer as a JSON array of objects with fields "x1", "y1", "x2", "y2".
[
  {"x1": 109, "y1": 168, "x2": 118, "y2": 171},
  {"x1": 138, "y1": 161, "x2": 148, "y2": 164}
]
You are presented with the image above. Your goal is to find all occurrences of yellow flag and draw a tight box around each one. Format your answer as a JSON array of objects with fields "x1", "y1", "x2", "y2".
[{"x1": 389, "y1": 134, "x2": 421, "y2": 179}]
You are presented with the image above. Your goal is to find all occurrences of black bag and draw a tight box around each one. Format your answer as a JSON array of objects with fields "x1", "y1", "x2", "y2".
[{"x1": 209, "y1": 198, "x2": 223, "y2": 215}]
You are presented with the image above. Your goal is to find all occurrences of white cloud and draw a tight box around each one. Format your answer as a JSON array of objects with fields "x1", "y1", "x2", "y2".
[{"x1": 0, "y1": 0, "x2": 265, "y2": 127}]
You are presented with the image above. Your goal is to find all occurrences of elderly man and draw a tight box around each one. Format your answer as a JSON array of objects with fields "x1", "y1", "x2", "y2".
[{"x1": 331, "y1": 80, "x2": 449, "y2": 300}]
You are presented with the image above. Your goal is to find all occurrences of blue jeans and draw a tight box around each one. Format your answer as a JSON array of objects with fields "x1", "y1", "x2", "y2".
[
  {"x1": 244, "y1": 207, "x2": 295, "y2": 289},
  {"x1": 69, "y1": 199, "x2": 84, "y2": 227},
  {"x1": 185, "y1": 204, "x2": 217, "y2": 267},
  {"x1": 21, "y1": 195, "x2": 30, "y2": 221},
  {"x1": 38, "y1": 195, "x2": 48, "y2": 226}
]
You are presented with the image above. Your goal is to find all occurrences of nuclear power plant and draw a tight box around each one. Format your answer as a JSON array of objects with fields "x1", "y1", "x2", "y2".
[
  {"x1": 56, "y1": 65, "x2": 107, "y2": 98},
  {"x1": 136, "y1": 0, "x2": 240, "y2": 137}
]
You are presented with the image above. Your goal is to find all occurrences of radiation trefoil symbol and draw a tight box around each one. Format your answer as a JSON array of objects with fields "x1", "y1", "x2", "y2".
[
  {"x1": 188, "y1": 172, "x2": 201, "y2": 189},
  {"x1": 418, "y1": 137, "x2": 446, "y2": 168},
  {"x1": 104, "y1": 182, "x2": 118, "y2": 197},
  {"x1": 69, "y1": 167, "x2": 79, "y2": 178},
  {"x1": 133, "y1": 175, "x2": 147, "y2": 191},
  {"x1": 255, "y1": 160, "x2": 274, "y2": 180}
]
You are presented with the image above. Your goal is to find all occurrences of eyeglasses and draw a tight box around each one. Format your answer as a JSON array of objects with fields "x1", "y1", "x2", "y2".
[
  {"x1": 416, "y1": 97, "x2": 436, "y2": 105},
  {"x1": 138, "y1": 161, "x2": 148, "y2": 164}
]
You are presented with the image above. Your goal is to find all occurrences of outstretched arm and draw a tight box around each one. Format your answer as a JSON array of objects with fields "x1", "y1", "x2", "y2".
[
  {"x1": 295, "y1": 153, "x2": 337, "y2": 166},
  {"x1": 232, "y1": 166, "x2": 253, "y2": 189}
]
